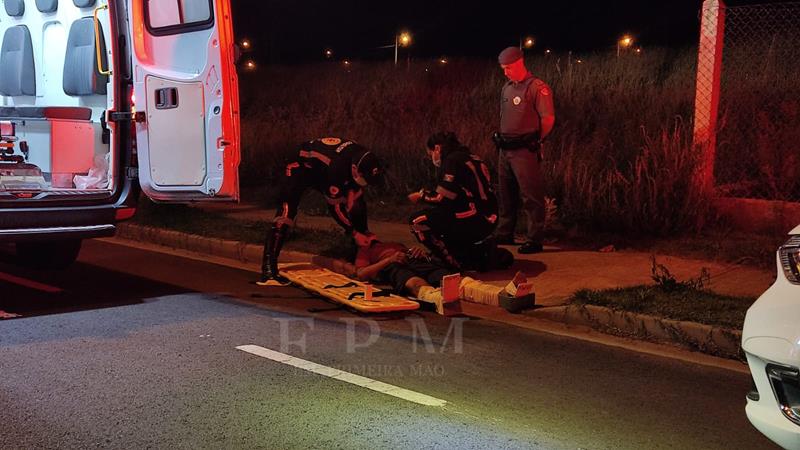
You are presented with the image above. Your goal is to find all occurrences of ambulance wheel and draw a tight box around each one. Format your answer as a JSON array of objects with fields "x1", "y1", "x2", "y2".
[{"x1": 16, "y1": 239, "x2": 82, "y2": 269}]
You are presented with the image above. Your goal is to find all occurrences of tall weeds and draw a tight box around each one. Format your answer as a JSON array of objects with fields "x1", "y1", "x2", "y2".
[{"x1": 238, "y1": 48, "x2": 715, "y2": 234}]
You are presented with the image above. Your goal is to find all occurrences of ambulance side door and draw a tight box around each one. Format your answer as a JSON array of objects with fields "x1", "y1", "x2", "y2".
[{"x1": 128, "y1": 0, "x2": 240, "y2": 202}]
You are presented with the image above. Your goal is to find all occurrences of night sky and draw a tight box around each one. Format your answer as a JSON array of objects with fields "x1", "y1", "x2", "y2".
[{"x1": 231, "y1": 0, "x2": 787, "y2": 63}]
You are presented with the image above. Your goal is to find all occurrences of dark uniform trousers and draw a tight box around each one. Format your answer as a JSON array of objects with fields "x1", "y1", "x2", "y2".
[
  {"x1": 497, "y1": 73, "x2": 554, "y2": 245},
  {"x1": 496, "y1": 147, "x2": 545, "y2": 243},
  {"x1": 410, "y1": 206, "x2": 496, "y2": 269}
]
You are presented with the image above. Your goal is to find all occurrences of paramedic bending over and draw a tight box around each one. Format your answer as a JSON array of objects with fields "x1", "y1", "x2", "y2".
[{"x1": 257, "y1": 137, "x2": 384, "y2": 285}]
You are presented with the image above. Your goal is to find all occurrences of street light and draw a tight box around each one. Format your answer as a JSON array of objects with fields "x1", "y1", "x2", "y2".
[
  {"x1": 240, "y1": 39, "x2": 251, "y2": 50},
  {"x1": 617, "y1": 34, "x2": 634, "y2": 57},
  {"x1": 439, "y1": 57, "x2": 448, "y2": 65},
  {"x1": 324, "y1": 48, "x2": 333, "y2": 59},
  {"x1": 521, "y1": 36, "x2": 535, "y2": 50},
  {"x1": 244, "y1": 59, "x2": 256, "y2": 71},
  {"x1": 395, "y1": 31, "x2": 412, "y2": 66}
]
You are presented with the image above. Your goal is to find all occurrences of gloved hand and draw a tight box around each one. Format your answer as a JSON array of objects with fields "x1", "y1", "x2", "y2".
[{"x1": 407, "y1": 189, "x2": 424, "y2": 204}]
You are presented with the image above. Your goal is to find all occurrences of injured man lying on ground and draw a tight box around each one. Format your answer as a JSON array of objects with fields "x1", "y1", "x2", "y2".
[{"x1": 352, "y1": 234, "x2": 526, "y2": 315}]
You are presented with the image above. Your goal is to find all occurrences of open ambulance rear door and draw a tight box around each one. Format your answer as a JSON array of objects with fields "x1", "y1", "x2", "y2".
[{"x1": 127, "y1": 0, "x2": 239, "y2": 202}]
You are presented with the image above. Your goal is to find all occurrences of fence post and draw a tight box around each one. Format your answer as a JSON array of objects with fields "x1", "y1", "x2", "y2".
[{"x1": 693, "y1": 0, "x2": 726, "y2": 193}]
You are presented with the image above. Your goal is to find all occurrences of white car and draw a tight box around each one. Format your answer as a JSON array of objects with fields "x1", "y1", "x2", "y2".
[{"x1": 743, "y1": 224, "x2": 800, "y2": 449}]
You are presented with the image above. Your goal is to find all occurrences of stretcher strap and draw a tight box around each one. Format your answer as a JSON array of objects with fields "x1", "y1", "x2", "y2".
[{"x1": 323, "y1": 282, "x2": 359, "y2": 289}]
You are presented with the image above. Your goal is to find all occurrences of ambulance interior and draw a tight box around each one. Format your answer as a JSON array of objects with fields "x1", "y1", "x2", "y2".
[{"x1": 0, "y1": 0, "x2": 113, "y2": 197}]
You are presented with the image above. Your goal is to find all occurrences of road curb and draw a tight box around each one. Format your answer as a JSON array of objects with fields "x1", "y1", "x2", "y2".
[
  {"x1": 115, "y1": 223, "x2": 743, "y2": 360},
  {"x1": 116, "y1": 223, "x2": 313, "y2": 265},
  {"x1": 533, "y1": 304, "x2": 742, "y2": 359}
]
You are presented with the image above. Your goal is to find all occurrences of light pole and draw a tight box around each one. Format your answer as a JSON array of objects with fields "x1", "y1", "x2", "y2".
[
  {"x1": 617, "y1": 35, "x2": 634, "y2": 58},
  {"x1": 395, "y1": 31, "x2": 411, "y2": 66}
]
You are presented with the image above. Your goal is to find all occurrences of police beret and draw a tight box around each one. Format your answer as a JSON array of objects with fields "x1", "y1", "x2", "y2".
[{"x1": 498, "y1": 46, "x2": 523, "y2": 65}]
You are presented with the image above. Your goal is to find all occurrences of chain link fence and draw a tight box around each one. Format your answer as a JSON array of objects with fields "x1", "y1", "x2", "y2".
[{"x1": 699, "y1": 1, "x2": 800, "y2": 202}]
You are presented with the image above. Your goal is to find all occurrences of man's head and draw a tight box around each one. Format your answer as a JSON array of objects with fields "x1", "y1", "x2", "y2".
[
  {"x1": 351, "y1": 151, "x2": 384, "y2": 187},
  {"x1": 425, "y1": 132, "x2": 460, "y2": 168},
  {"x1": 498, "y1": 46, "x2": 528, "y2": 82}
]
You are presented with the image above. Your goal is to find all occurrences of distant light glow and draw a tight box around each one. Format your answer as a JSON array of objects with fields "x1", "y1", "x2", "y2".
[
  {"x1": 523, "y1": 37, "x2": 535, "y2": 49},
  {"x1": 241, "y1": 39, "x2": 251, "y2": 49},
  {"x1": 398, "y1": 32, "x2": 412, "y2": 47},
  {"x1": 619, "y1": 35, "x2": 634, "y2": 48}
]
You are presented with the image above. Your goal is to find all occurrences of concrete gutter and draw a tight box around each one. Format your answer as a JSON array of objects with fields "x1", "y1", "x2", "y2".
[{"x1": 115, "y1": 223, "x2": 744, "y2": 361}]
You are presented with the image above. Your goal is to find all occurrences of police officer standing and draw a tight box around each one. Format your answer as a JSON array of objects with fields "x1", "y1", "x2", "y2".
[
  {"x1": 408, "y1": 132, "x2": 507, "y2": 271},
  {"x1": 258, "y1": 137, "x2": 383, "y2": 285},
  {"x1": 493, "y1": 46, "x2": 556, "y2": 254}
]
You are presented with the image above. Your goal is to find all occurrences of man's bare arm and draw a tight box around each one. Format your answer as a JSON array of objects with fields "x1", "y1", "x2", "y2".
[{"x1": 355, "y1": 251, "x2": 405, "y2": 281}]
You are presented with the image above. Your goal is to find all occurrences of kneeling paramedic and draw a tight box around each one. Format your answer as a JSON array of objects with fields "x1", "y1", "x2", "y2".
[
  {"x1": 258, "y1": 137, "x2": 384, "y2": 285},
  {"x1": 408, "y1": 132, "x2": 508, "y2": 271}
]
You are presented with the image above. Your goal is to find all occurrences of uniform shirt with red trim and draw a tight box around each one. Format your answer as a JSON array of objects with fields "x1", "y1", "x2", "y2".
[
  {"x1": 500, "y1": 74, "x2": 555, "y2": 136},
  {"x1": 421, "y1": 148, "x2": 498, "y2": 217}
]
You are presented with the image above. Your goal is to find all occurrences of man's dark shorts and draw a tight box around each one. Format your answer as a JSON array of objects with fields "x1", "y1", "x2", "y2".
[{"x1": 379, "y1": 257, "x2": 453, "y2": 294}]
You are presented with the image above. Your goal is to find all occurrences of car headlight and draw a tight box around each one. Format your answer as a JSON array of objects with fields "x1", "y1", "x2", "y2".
[
  {"x1": 779, "y1": 236, "x2": 800, "y2": 284},
  {"x1": 767, "y1": 364, "x2": 800, "y2": 426}
]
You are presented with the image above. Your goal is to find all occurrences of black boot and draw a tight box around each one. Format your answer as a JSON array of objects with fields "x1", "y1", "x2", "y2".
[{"x1": 257, "y1": 223, "x2": 290, "y2": 285}]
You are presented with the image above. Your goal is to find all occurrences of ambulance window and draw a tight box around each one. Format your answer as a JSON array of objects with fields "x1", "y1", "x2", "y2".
[{"x1": 145, "y1": 0, "x2": 213, "y2": 35}]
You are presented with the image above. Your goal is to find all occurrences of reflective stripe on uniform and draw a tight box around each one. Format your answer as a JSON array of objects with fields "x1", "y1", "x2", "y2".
[
  {"x1": 424, "y1": 192, "x2": 444, "y2": 203},
  {"x1": 411, "y1": 215, "x2": 430, "y2": 241},
  {"x1": 455, "y1": 203, "x2": 477, "y2": 219},
  {"x1": 333, "y1": 203, "x2": 352, "y2": 226},
  {"x1": 326, "y1": 196, "x2": 347, "y2": 205},
  {"x1": 274, "y1": 202, "x2": 293, "y2": 227},
  {"x1": 336, "y1": 141, "x2": 355, "y2": 153},
  {"x1": 465, "y1": 161, "x2": 489, "y2": 201},
  {"x1": 435, "y1": 186, "x2": 458, "y2": 200},
  {"x1": 286, "y1": 162, "x2": 300, "y2": 177},
  {"x1": 299, "y1": 150, "x2": 332, "y2": 165}
]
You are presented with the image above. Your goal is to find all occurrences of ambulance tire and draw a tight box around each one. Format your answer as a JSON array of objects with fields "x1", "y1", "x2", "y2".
[{"x1": 16, "y1": 239, "x2": 82, "y2": 269}]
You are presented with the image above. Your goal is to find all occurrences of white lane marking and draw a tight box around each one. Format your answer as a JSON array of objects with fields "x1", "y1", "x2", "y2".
[
  {"x1": 236, "y1": 344, "x2": 447, "y2": 407},
  {"x1": 0, "y1": 272, "x2": 63, "y2": 293}
]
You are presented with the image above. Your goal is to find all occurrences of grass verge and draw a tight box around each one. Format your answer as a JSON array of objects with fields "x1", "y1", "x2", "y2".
[
  {"x1": 132, "y1": 199, "x2": 353, "y2": 258},
  {"x1": 570, "y1": 286, "x2": 755, "y2": 330}
]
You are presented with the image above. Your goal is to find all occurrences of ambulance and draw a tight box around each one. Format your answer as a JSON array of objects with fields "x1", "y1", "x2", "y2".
[{"x1": 0, "y1": 0, "x2": 240, "y2": 267}]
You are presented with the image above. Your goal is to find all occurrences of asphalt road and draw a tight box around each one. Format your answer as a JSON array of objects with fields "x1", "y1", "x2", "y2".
[{"x1": 0, "y1": 240, "x2": 779, "y2": 449}]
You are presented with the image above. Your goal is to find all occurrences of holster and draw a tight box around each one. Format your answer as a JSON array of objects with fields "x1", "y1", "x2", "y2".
[{"x1": 492, "y1": 132, "x2": 541, "y2": 152}]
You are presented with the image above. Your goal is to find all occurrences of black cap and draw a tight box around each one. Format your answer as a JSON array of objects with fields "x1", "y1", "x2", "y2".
[
  {"x1": 355, "y1": 151, "x2": 384, "y2": 185},
  {"x1": 498, "y1": 46, "x2": 523, "y2": 65},
  {"x1": 426, "y1": 131, "x2": 461, "y2": 151}
]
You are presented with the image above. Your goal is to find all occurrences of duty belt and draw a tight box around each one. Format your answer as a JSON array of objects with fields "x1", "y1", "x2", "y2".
[{"x1": 493, "y1": 132, "x2": 540, "y2": 151}]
